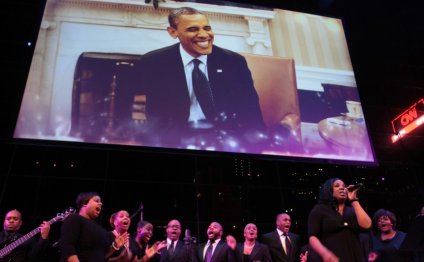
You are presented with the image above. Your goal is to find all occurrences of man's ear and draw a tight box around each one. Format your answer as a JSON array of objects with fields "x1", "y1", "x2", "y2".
[{"x1": 167, "y1": 26, "x2": 178, "y2": 39}]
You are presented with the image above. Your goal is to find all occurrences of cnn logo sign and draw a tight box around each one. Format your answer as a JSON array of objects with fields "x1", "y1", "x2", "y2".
[{"x1": 391, "y1": 98, "x2": 424, "y2": 134}]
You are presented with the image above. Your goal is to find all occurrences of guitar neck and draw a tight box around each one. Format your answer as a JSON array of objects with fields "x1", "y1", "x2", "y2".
[
  {"x1": 0, "y1": 228, "x2": 40, "y2": 258},
  {"x1": 0, "y1": 217, "x2": 57, "y2": 259}
]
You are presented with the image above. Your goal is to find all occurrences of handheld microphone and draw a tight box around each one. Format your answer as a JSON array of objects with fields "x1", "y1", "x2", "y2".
[{"x1": 347, "y1": 183, "x2": 363, "y2": 192}]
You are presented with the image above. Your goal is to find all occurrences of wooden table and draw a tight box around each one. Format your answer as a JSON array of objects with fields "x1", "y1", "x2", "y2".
[{"x1": 317, "y1": 116, "x2": 368, "y2": 149}]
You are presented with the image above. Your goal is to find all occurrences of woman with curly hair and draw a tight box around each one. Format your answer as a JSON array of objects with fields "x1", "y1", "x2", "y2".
[
  {"x1": 368, "y1": 209, "x2": 407, "y2": 261},
  {"x1": 308, "y1": 178, "x2": 372, "y2": 262}
]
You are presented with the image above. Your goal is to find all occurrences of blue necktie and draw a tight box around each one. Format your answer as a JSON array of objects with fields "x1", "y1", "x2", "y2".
[
  {"x1": 168, "y1": 240, "x2": 175, "y2": 255},
  {"x1": 205, "y1": 240, "x2": 214, "y2": 262},
  {"x1": 192, "y1": 59, "x2": 216, "y2": 120}
]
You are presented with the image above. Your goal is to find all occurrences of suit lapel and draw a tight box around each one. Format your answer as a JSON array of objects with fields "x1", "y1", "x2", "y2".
[
  {"x1": 237, "y1": 243, "x2": 243, "y2": 254},
  {"x1": 250, "y1": 242, "x2": 260, "y2": 259},
  {"x1": 211, "y1": 240, "x2": 224, "y2": 262},
  {"x1": 273, "y1": 230, "x2": 288, "y2": 259},
  {"x1": 172, "y1": 240, "x2": 183, "y2": 258},
  {"x1": 204, "y1": 48, "x2": 223, "y2": 101},
  {"x1": 168, "y1": 44, "x2": 191, "y2": 103},
  {"x1": 161, "y1": 44, "x2": 191, "y2": 119},
  {"x1": 199, "y1": 242, "x2": 207, "y2": 262}
]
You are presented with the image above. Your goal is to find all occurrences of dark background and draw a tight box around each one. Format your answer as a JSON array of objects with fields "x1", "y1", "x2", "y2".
[{"x1": 0, "y1": 0, "x2": 423, "y2": 260}]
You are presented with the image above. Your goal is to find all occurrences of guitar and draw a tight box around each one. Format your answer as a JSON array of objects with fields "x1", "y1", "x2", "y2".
[{"x1": 0, "y1": 208, "x2": 75, "y2": 259}]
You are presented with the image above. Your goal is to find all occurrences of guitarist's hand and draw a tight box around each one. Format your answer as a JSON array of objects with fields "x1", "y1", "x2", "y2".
[{"x1": 39, "y1": 221, "x2": 51, "y2": 239}]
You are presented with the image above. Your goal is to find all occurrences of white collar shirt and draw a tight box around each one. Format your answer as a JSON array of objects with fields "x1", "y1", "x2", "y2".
[
  {"x1": 277, "y1": 228, "x2": 289, "y2": 254},
  {"x1": 179, "y1": 44, "x2": 209, "y2": 122}
]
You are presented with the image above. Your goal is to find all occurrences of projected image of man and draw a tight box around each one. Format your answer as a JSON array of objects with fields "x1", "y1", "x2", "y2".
[{"x1": 139, "y1": 7, "x2": 265, "y2": 150}]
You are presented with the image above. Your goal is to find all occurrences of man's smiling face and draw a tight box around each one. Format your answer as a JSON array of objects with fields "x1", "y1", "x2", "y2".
[{"x1": 167, "y1": 13, "x2": 214, "y2": 58}]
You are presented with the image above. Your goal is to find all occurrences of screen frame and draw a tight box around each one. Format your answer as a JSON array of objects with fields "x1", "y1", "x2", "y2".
[{"x1": 9, "y1": 0, "x2": 378, "y2": 166}]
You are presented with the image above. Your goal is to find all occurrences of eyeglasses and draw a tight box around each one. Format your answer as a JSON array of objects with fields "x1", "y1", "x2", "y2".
[
  {"x1": 167, "y1": 225, "x2": 181, "y2": 229},
  {"x1": 377, "y1": 216, "x2": 391, "y2": 222}
]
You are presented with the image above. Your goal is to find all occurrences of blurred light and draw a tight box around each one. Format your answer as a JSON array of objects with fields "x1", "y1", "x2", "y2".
[{"x1": 27, "y1": 41, "x2": 32, "y2": 47}]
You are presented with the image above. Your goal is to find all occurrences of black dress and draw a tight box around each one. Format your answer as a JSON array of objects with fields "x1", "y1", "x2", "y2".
[
  {"x1": 308, "y1": 203, "x2": 365, "y2": 262},
  {"x1": 60, "y1": 213, "x2": 112, "y2": 262},
  {"x1": 129, "y1": 238, "x2": 160, "y2": 262},
  {"x1": 234, "y1": 242, "x2": 272, "y2": 262}
]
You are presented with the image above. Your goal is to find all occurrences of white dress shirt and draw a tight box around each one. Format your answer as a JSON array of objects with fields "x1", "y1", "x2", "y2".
[
  {"x1": 179, "y1": 44, "x2": 209, "y2": 122},
  {"x1": 277, "y1": 229, "x2": 289, "y2": 254}
]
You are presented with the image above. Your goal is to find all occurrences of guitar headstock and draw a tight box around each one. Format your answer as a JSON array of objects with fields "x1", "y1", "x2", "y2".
[{"x1": 53, "y1": 207, "x2": 76, "y2": 222}]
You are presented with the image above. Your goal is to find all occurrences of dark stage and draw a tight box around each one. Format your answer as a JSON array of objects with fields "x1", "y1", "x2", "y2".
[{"x1": 0, "y1": 0, "x2": 423, "y2": 260}]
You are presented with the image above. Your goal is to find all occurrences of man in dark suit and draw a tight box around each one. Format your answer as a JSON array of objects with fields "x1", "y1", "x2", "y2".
[
  {"x1": 160, "y1": 219, "x2": 193, "y2": 262},
  {"x1": 196, "y1": 221, "x2": 236, "y2": 262},
  {"x1": 261, "y1": 213, "x2": 300, "y2": 262},
  {"x1": 138, "y1": 7, "x2": 265, "y2": 150},
  {"x1": 0, "y1": 209, "x2": 50, "y2": 262}
]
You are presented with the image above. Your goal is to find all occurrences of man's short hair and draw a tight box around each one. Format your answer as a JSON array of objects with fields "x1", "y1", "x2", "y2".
[
  {"x1": 168, "y1": 7, "x2": 204, "y2": 28},
  {"x1": 276, "y1": 212, "x2": 290, "y2": 222},
  {"x1": 5, "y1": 209, "x2": 22, "y2": 220}
]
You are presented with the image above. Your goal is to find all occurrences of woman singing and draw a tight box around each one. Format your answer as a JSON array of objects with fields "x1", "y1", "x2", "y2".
[
  {"x1": 308, "y1": 178, "x2": 372, "y2": 262},
  {"x1": 107, "y1": 210, "x2": 133, "y2": 262},
  {"x1": 60, "y1": 192, "x2": 128, "y2": 262}
]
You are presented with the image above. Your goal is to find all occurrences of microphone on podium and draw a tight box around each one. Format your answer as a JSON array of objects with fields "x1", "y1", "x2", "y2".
[
  {"x1": 184, "y1": 228, "x2": 197, "y2": 246},
  {"x1": 130, "y1": 201, "x2": 144, "y2": 221},
  {"x1": 139, "y1": 202, "x2": 144, "y2": 222},
  {"x1": 184, "y1": 229, "x2": 191, "y2": 245}
]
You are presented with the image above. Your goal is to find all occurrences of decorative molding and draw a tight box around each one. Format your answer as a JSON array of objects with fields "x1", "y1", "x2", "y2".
[
  {"x1": 56, "y1": 0, "x2": 274, "y2": 44},
  {"x1": 60, "y1": 0, "x2": 275, "y2": 19},
  {"x1": 61, "y1": 0, "x2": 154, "y2": 12},
  {"x1": 244, "y1": 16, "x2": 271, "y2": 54},
  {"x1": 40, "y1": 20, "x2": 56, "y2": 30},
  {"x1": 295, "y1": 65, "x2": 357, "y2": 91}
]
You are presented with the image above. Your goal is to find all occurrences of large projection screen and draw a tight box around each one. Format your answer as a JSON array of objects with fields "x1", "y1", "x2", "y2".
[{"x1": 13, "y1": 0, "x2": 376, "y2": 164}]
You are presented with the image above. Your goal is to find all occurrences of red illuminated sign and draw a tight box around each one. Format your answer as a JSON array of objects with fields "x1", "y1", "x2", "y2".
[{"x1": 391, "y1": 98, "x2": 424, "y2": 143}]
